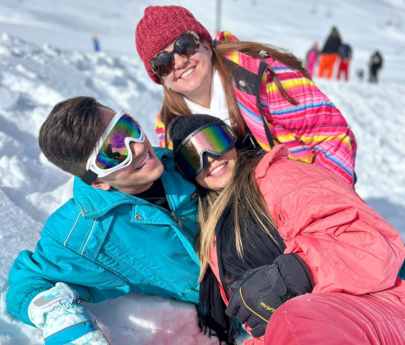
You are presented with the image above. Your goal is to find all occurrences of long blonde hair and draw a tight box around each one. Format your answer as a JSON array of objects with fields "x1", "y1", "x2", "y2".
[
  {"x1": 160, "y1": 40, "x2": 311, "y2": 146},
  {"x1": 196, "y1": 150, "x2": 279, "y2": 282}
]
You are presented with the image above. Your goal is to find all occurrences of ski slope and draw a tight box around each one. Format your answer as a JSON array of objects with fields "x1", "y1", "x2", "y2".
[{"x1": 0, "y1": 0, "x2": 404, "y2": 344}]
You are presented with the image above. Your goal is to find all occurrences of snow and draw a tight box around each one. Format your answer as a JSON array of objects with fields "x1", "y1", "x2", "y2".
[{"x1": 0, "y1": 0, "x2": 404, "y2": 344}]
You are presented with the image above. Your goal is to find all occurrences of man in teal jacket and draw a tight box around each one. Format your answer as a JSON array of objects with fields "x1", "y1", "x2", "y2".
[{"x1": 7, "y1": 96, "x2": 200, "y2": 344}]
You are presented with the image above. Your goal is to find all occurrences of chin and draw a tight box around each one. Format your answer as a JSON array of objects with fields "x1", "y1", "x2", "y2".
[
  {"x1": 150, "y1": 160, "x2": 164, "y2": 179},
  {"x1": 179, "y1": 77, "x2": 204, "y2": 92},
  {"x1": 212, "y1": 180, "x2": 230, "y2": 192}
]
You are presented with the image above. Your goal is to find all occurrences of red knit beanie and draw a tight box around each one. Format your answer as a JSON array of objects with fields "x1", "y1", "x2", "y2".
[{"x1": 135, "y1": 6, "x2": 212, "y2": 84}]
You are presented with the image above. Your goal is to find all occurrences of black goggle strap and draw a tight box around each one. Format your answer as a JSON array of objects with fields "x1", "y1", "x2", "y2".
[{"x1": 81, "y1": 170, "x2": 98, "y2": 186}]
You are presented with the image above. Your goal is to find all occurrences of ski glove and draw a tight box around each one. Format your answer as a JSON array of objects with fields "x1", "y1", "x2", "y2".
[
  {"x1": 225, "y1": 253, "x2": 314, "y2": 338},
  {"x1": 28, "y1": 282, "x2": 110, "y2": 345}
]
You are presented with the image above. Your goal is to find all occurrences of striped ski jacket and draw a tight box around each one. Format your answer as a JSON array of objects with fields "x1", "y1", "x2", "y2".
[{"x1": 155, "y1": 32, "x2": 357, "y2": 185}]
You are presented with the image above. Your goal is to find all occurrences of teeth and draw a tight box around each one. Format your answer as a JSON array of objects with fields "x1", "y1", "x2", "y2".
[
  {"x1": 136, "y1": 153, "x2": 150, "y2": 170},
  {"x1": 210, "y1": 164, "x2": 226, "y2": 176},
  {"x1": 180, "y1": 67, "x2": 195, "y2": 79}
]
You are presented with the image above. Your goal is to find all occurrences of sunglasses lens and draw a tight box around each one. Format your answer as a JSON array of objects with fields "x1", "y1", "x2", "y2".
[
  {"x1": 175, "y1": 32, "x2": 199, "y2": 57},
  {"x1": 150, "y1": 31, "x2": 200, "y2": 77},
  {"x1": 176, "y1": 124, "x2": 235, "y2": 178},
  {"x1": 152, "y1": 52, "x2": 174, "y2": 76},
  {"x1": 95, "y1": 115, "x2": 142, "y2": 170}
]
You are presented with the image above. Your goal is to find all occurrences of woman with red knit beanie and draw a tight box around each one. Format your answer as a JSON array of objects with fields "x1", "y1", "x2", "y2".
[{"x1": 135, "y1": 5, "x2": 358, "y2": 187}]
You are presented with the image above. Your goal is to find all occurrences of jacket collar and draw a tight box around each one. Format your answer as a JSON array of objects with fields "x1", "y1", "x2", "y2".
[
  {"x1": 214, "y1": 31, "x2": 266, "y2": 76},
  {"x1": 73, "y1": 148, "x2": 176, "y2": 219}
]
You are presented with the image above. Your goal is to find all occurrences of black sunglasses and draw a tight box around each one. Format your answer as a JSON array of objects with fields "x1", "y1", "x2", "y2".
[{"x1": 149, "y1": 31, "x2": 201, "y2": 77}]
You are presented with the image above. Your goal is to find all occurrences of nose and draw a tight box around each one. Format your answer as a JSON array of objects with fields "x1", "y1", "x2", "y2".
[
  {"x1": 207, "y1": 156, "x2": 215, "y2": 163},
  {"x1": 173, "y1": 52, "x2": 189, "y2": 70},
  {"x1": 129, "y1": 141, "x2": 144, "y2": 158}
]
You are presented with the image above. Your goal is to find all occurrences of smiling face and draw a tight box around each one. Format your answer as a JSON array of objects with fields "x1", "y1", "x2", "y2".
[
  {"x1": 162, "y1": 39, "x2": 213, "y2": 106},
  {"x1": 93, "y1": 107, "x2": 164, "y2": 194},
  {"x1": 195, "y1": 148, "x2": 237, "y2": 192}
]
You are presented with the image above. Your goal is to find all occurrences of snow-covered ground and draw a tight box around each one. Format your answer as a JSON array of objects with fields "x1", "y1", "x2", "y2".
[{"x1": 0, "y1": 0, "x2": 404, "y2": 344}]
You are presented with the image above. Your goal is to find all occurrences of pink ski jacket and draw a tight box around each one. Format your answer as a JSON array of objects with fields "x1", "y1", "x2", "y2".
[
  {"x1": 155, "y1": 32, "x2": 357, "y2": 185},
  {"x1": 256, "y1": 145, "x2": 405, "y2": 297},
  {"x1": 209, "y1": 145, "x2": 405, "y2": 344}
]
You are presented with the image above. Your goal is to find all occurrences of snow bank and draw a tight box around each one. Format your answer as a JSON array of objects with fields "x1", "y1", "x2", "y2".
[{"x1": 0, "y1": 188, "x2": 43, "y2": 344}]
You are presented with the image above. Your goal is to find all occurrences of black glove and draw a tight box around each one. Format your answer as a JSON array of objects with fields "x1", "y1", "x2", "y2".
[{"x1": 225, "y1": 253, "x2": 314, "y2": 338}]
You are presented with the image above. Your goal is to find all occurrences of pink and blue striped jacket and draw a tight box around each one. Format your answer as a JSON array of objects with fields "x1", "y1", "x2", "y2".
[{"x1": 155, "y1": 32, "x2": 357, "y2": 186}]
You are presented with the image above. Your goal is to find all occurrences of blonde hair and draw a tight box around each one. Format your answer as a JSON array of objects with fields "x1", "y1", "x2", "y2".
[
  {"x1": 160, "y1": 40, "x2": 311, "y2": 146},
  {"x1": 195, "y1": 151, "x2": 279, "y2": 282}
]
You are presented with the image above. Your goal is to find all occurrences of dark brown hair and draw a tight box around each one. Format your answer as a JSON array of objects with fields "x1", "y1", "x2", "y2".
[
  {"x1": 160, "y1": 40, "x2": 311, "y2": 146},
  {"x1": 39, "y1": 96, "x2": 107, "y2": 177}
]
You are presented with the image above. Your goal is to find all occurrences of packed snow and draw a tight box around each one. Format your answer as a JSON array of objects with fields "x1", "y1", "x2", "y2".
[{"x1": 0, "y1": 0, "x2": 404, "y2": 344}]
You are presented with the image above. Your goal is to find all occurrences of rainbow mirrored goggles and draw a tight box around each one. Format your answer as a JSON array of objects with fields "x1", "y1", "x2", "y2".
[
  {"x1": 174, "y1": 123, "x2": 236, "y2": 179},
  {"x1": 81, "y1": 110, "x2": 145, "y2": 185}
]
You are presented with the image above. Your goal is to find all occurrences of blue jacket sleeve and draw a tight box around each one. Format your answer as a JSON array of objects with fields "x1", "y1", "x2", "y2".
[{"x1": 7, "y1": 232, "x2": 129, "y2": 326}]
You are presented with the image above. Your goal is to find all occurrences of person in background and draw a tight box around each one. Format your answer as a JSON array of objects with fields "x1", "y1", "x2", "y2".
[
  {"x1": 7, "y1": 96, "x2": 201, "y2": 345},
  {"x1": 305, "y1": 42, "x2": 319, "y2": 77},
  {"x1": 318, "y1": 26, "x2": 342, "y2": 79},
  {"x1": 135, "y1": 6, "x2": 357, "y2": 186},
  {"x1": 369, "y1": 50, "x2": 383, "y2": 83},
  {"x1": 170, "y1": 114, "x2": 405, "y2": 345},
  {"x1": 337, "y1": 42, "x2": 352, "y2": 81},
  {"x1": 93, "y1": 35, "x2": 101, "y2": 52}
]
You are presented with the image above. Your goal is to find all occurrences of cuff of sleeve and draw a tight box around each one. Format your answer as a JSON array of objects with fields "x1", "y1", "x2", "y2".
[
  {"x1": 243, "y1": 324, "x2": 265, "y2": 345},
  {"x1": 295, "y1": 252, "x2": 318, "y2": 286},
  {"x1": 19, "y1": 285, "x2": 53, "y2": 327}
]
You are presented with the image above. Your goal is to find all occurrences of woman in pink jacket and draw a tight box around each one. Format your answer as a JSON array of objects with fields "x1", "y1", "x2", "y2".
[
  {"x1": 135, "y1": 5, "x2": 357, "y2": 186},
  {"x1": 169, "y1": 114, "x2": 405, "y2": 345}
]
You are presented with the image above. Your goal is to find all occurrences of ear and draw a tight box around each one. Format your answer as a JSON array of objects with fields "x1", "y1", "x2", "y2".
[{"x1": 91, "y1": 179, "x2": 111, "y2": 191}]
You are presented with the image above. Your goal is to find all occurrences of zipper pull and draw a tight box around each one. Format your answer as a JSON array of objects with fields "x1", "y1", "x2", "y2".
[
  {"x1": 77, "y1": 295, "x2": 90, "y2": 305},
  {"x1": 171, "y1": 212, "x2": 183, "y2": 228}
]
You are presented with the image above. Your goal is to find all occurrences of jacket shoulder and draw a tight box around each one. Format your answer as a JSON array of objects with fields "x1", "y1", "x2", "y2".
[
  {"x1": 42, "y1": 198, "x2": 84, "y2": 243},
  {"x1": 255, "y1": 146, "x2": 346, "y2": 199}
]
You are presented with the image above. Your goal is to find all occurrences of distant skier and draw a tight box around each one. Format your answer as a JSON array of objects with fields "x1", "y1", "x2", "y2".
[
  {"x1": 318, "y1": 26, "x2": 342, "y2": 79},
  {"x1": 369, "y1": 50, "x2": 383, "y2": 83},
  {"x1": 305, "y1": 42, "x2": 319, "y2": 77},
  {"x1": 337, "y1": 43, "x2": 352, "y2": 81},
  {"x1": 93, "y1": 36, "x2": 101, "y2": 52}
]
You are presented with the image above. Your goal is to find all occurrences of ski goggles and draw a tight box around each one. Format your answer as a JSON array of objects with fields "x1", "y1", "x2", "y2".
[
  {"x1": 174, "y1": 123, "x2": 236, "y2": 179},
  {"x1": 81, "y1": 110, "x2": 145, "y2": 185},
  {"x1": 149, "y1": 31, "x2": 201, "y2": 77}
]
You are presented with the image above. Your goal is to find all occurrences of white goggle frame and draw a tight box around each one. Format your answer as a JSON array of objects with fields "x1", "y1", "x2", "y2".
[{"x1": 81, "y1": 110, "x2": 145, "y2": 185}]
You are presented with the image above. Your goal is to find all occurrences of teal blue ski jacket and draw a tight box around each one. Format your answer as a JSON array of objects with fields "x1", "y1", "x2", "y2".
[{"x1": 7, "y1": 148, "x2": 200, "y2": 326}]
